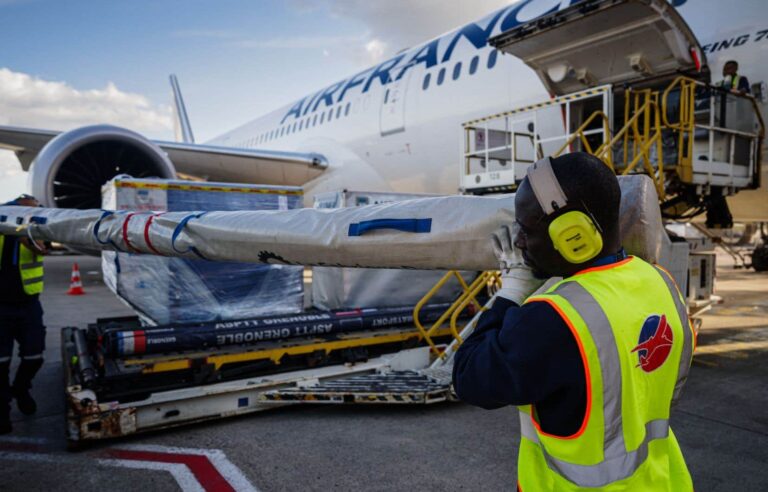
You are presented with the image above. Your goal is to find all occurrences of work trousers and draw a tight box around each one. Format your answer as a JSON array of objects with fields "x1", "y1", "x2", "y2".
[{"x1": 0, "y1": 298, "x2": 46, "y2": 413}]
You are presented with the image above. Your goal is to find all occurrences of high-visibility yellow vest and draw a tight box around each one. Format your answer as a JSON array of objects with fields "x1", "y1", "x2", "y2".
[
  {"x1": 517, "y1": 256, "x2": 694, "y2": 491},
  {"x1": 718, "y1": 75, "x2": 742, "y2": 91},
  {"x1": 0, "y1": 235, "x2": 44, "y2": 295}
]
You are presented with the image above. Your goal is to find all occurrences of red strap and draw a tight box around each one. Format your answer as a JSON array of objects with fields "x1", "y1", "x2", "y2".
[
  {"x1": 143, "y1": 213, "x2": 165, "y2": 255},
  {"x1": 121, "y1": 213, "x2": 141, "y2": 253}
]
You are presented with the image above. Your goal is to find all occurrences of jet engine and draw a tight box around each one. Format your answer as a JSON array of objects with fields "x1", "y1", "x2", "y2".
[{"x1": 29, "y1": 125, "x2": 176, "y2": 209}]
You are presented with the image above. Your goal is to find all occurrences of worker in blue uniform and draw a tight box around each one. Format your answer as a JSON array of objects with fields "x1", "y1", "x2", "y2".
[{"x1": 0, "y1": 195, "x2": 47, "y2": 434}]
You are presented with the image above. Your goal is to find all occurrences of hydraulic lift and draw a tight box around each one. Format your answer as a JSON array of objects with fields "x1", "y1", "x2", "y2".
[{"x1": 462, "y1": 0, "x2": 764, "y2": 224}]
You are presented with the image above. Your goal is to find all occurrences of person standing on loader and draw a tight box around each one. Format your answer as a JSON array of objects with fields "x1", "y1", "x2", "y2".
[
  {"x1": 453, "y1": 153, "x2": 695, "y2": 490},
  {"x1": 0, "y1": 194, "x2": 47, "y2": 434}
]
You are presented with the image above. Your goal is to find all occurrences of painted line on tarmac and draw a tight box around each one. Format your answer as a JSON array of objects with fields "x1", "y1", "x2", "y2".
[
  {"x1": 97, "y1": 458, "x2": 205, "y2": 492},
  {"x1": 115, "y1": 444, "x2": 258, "y2": 492},
  {"x1": 0, "y1": 437, "x2": 259, "y2": 492}
]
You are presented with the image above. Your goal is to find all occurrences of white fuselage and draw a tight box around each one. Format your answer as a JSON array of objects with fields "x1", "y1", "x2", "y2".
[{"x1": 208, "y1": 0, "x2": 768, "y2": 218}]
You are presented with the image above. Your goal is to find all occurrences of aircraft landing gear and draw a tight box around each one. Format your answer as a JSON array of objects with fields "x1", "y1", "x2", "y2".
[
  {"x1": 752, "y1": 244, "x2": 768, "y2": 272},
  {"x1": 752, "y1": 224, "x2": 768, "y2": 272}
]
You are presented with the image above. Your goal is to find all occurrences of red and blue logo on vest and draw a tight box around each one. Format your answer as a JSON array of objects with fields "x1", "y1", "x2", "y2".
[{"x1": 631, "y1": 314, "x2": 674, "y2": 372}]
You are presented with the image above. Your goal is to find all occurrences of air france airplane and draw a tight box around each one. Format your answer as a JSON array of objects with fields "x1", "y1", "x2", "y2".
[{"x1": 0, "y1": 0, "x2": 766, "y2": 221}]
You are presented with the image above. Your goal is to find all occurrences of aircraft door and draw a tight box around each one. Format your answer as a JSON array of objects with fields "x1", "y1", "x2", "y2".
[
  {"x1": 489, "y1": 0, "x2": 706, "y2": 96},
  {"x1": 379, "y1": 69, "x2": 413, "y2": 136}
]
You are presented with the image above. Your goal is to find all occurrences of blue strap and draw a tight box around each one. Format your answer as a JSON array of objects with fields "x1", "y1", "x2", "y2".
[
  {"x1": 171, "y1": 212, "x2": 208, "y2": 260},
  {"x1": 93, "y1": 210, "x2": 125, "y2": 252},
  {"x1": 348, "y1": 218, "x2": 432, "y2": 237}
]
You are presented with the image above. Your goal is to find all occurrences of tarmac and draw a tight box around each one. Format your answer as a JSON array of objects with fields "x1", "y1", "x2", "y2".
[{"x1": 0, "y1": 252, "x2": 765, "y2": 491}]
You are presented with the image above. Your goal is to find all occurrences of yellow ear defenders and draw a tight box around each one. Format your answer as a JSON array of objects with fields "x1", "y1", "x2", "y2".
[{"x1": 525, "y1": 157, "x2": 603, "y2": 264}]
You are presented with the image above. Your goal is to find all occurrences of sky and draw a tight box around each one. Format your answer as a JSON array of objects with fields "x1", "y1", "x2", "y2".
[{"x1": 0, "y1": 0, "x2": 515, "y2": 202}]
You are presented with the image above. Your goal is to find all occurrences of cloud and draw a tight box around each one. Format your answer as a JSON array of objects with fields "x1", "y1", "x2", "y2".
[
  {"x1": 0, "y1": 67, "x2": 173, "y2": 201},
  {"x1": 232, "y1": 32, "x2": 389, "y2": 65},
  {"x1": 188, "y1": 1, "x2": 517, "y2": 67},
  {"x1": 295, "y1": 0, "x2": 518, "y2": 59},
  {"x1": 0, "y1": 151, "x2": 29, "y2": 202},
  {"x1": 0, "y1": 68, "x2": 172, "y2": 133}
]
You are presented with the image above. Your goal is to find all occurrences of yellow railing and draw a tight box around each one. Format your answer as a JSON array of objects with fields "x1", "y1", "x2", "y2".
[
  {"x1": 554, "y1": 110, "x2": 613, "y2": 168},
  {"x1": 553, "y1": 97, "x2": 667, "y2": 199},
  {"x1": 661, "y1": 76, "x2": 697, "y2": 183},
  {"x1": 412, "y1": 271, "x2": 500, "y2": 357}
]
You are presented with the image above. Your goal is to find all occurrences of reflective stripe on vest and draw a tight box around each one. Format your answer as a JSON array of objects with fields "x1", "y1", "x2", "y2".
[
  {"x1": 519, "y1": 414, "x2": 670, "y2": 488},
  {"x1": 655, "y1": 266, "x2": 694, "y2": 404},
  {"x1": 518, "y1": 259, "x2": 693, "y2": 488}
]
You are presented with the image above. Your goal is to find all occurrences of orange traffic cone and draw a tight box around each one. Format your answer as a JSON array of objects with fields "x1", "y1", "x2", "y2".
[{"x1": 66, "y1": 262, "x2": 85, "y2": 295}]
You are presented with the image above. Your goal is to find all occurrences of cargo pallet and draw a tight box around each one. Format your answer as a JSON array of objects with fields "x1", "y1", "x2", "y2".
[{"x1": 62, "y1": 317, "x2": 460, "y2": 445}]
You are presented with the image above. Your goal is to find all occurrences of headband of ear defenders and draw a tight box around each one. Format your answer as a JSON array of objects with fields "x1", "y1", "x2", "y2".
[{"x1": 526, "y1": 157, "x2": 568, "y2": 215}]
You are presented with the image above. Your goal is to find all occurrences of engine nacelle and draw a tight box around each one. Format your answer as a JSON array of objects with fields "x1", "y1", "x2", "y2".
[{"x1": 29, "y1": 125, "x2": 176, "y2": 209}]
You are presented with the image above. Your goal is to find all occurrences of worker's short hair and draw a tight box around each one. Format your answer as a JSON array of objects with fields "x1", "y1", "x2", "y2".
[
  {"x1": 4, "y1": 194, "x2": 37, "y2": 206},
  {"x1": 549, "y1": 153, "x2": 621, "y2": 236},
  {"x1": 725, "y1": 60, "x2": 739, "y2": 69}
]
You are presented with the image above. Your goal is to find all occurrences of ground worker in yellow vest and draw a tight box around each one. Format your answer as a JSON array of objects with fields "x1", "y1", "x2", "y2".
[
  {"x1": 453, "y1": 153, "x2": 695, "y2": 491},
  {"x1": 718, "y1": 59, "x2": 750, "y2": 94},
  {"x1": 0, "y1": 194, "x2": 47, "y2": 434}
]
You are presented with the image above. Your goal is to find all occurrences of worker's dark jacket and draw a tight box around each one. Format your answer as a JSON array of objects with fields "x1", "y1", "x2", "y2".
[{"x1": 453, "y1": 294, "x2": 586, "y2": 436}]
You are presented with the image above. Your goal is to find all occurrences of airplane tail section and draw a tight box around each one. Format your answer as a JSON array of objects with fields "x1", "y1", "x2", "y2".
[{"x1": 170, "y1": 74, "x2": 195, "y2": 144}]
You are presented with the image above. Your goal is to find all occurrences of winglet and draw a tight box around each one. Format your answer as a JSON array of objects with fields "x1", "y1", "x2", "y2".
[{"x1": 169, "y1": 74, "x2": 195, "y2": 144}]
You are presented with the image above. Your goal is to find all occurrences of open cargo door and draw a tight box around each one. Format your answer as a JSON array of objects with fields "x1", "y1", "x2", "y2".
[{"x1": 489, "y1": 0, "x2": 706, "y2": 96}]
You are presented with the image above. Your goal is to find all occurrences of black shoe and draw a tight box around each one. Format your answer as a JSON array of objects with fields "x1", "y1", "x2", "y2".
[
  {"x1": 0, "y1": 414, "x2": 11, "y2": 435},
  {"x1": 12, "y1": 388, "x2": 36, "y2": 416}
]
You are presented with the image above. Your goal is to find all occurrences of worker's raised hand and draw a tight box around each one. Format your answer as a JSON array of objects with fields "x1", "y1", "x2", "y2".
[{"x1": 491, "y1": 224, "x2": 545, "y2": 305}]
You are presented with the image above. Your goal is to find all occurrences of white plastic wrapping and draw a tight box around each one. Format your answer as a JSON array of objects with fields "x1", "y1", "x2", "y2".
[
  {"x1": 617, "y1": 175, "x2": 668, "y2": 263},
  {"x1": 99, "y1": 177, "x2": 304, "y2": 324},
  {"x1": 311, "y1": 190, "x2": 476, "y2": 310},
  {"x1": 0, "y1": 175, "x2": 666, "y2": 272}
]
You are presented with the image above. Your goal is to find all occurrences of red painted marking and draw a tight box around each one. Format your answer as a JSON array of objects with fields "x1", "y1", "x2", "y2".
[
  {"x1": 105, "y1": 449, "x2": 235, "y2": 492},
  {"x1": 134, "y1": 331, "x2": 146, "y2": 354},
  {"x1": 690, "y1": 48, "x2": 701, "y2": 71}
]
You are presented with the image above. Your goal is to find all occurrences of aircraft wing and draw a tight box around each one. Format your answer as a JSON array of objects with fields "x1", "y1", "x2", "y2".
[
  {"x1": 156, "y1": 141, "x2": 327, "y2": 186},
  {"x1": 0, "y1": 125, "x2": 59, "y2": 170},
  {"x1": 0, "y1": 125, "x2": 328, "y2": 186}
]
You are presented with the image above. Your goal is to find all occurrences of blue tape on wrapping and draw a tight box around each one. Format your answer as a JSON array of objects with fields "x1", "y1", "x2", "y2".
[
  {"x1": 348, "y1": 218, "x2": 432, "y2": 237},
  {"x1": 29, "y1": 216, "x2": 47, "y2": 225},
  {"x1": 171, "y1": 212, "x2": 208, "y2": 260},
  {"x1": 0, "y1": 215, "x2": 6, "y2": 223},
  {"x1": 92, "y1": 210, "x2": 125, "y2": 252}
]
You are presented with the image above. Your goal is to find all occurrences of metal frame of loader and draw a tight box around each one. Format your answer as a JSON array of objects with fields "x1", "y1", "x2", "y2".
[{"x1": 61, "y1": 280, "x2": 495, "y2": 446}]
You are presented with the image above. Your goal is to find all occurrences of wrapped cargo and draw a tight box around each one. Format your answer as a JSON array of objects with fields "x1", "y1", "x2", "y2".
[
  {"x1": 101, "y1": 177, "x2": 304, "y2": 325},
  {"x1": 312, "y1": 190, "x2": 476, "y2": 310},
  {"x1": 2, "y1": 175, "x2": 668, "y2": 272}
]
